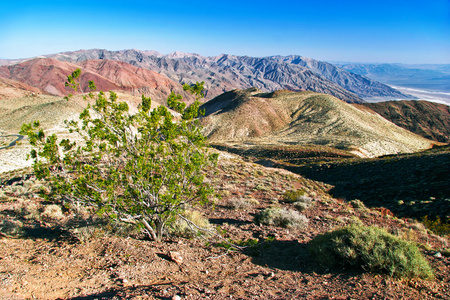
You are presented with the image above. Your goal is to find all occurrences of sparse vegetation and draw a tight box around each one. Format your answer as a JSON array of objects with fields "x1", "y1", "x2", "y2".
[
  {"x1": 422, "y1": 215, "x2": 450, "y2": 237},
  {"x1": 224, "y1": 197, "x2": 259, "y2": 210},
  {"x1": 169, "y1": 210, "x2": 211, "y2": 238},
  {"x1": 282, "y1": 189, "x2": 306, "y2": 203},
  {"x1": 309, "y1": 224, "x2": 434, "y2": 279},
  {"x1": 254, "y1": 207, "x2": 308, "y2": 229}
]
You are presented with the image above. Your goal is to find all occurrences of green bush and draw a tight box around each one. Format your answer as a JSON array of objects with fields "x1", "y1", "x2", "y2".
[
  {"x1": 254, "y1": 207, "x2": 308, "y2": 229},
  {"x1": 309, "y1": 224, "x2": 433, "y2": 279}
]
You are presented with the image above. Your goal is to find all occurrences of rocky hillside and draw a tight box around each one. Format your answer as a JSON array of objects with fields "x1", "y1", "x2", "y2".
[
  {"x1": 46, "y1": 49, "x2": 411, "y2": 103},
  {"x1": 0, "y1": 58, "x2": 195, "y2": 105},
  {"x1": 269, "y1": 55, "x2": 410, "y2": 99},
  {"x1": 200, "y1": 88, "x2": 435, "y2": 157},
  {"x1": 362, "y1": 100, "x2": 450, "y2": 143}
]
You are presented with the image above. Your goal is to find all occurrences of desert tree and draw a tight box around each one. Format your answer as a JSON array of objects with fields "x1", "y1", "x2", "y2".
[{"x1": 21, "y1": 69, "x2": 217, "y2": 241}]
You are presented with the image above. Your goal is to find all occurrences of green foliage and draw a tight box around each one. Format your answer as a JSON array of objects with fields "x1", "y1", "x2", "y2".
[
  {"x1": 64, "y1": 68, "x2": 97, "y2": 101},
  {"x1": 309, "y1": 224, "x2": 433, "y2": 279},
  {"x1": 422, "y1": 215, "x2": 450, "y2": 237},
  {"x1": 183, "y1": 81, "x2": 205, "y2": 100},
  {"x1": 21, "y1": 70, "x2": 218, "y2": 242},
  {"x1": 254, "y1": 207, "x2": 308, "y2": 229}
]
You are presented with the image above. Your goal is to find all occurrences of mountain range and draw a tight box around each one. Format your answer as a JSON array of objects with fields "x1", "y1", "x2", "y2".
[
  {"x1": 0, "y1": 48, "x2": 448, "y2": 159},
  {"x1": 337, "y1": 62, "x2": 450, "y2": 93},
  {"x1": 16, "y1": 48, "x2": 413, "y2": 103}
]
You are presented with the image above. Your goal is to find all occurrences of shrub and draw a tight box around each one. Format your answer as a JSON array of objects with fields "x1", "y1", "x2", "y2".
[
  {"x1": 169, "y1": 210, "x2": 211, "y2": 238},
  {"x1": 293, "y1": 194, "x2": 314, "y2": 211},
  {"x1": 254, "y1": 207, "x2": 308, "y2": 229},
  {"x1": 422, "y1": 215, "x2": 450, "y2": 237},
  {"x1": 309, "y1": 224, "x2": 433, "y2": 279},
  {"x1": 224, "y1": 197, "x2": 258, "y2": 210},
  {"x1": 41, "y1": 204, "x2": 64, "y2": 221},
  {"x1": 349, "y1": 199, "x2": 367, "y2": 209},
  {"x1": 21, "y1": 69, "x2": 217, "y2": 242},
  {"x1": 0, "y1": 220, "x2": 23, "y2": 236},
  {"x1": 283, "y1": 189, "x2": 306, "y2": 203}
]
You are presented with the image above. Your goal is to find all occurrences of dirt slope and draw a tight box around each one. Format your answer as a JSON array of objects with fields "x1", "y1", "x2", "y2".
[
  {"x1": 0, "y1": 77, "x2": 44, "y2": 100},
  {"x1": 0, "y1": 151, "x2": 449, "y2": 299},
  {"x1": 362, "y1": 100, "x2": 450, "y2": 143}
]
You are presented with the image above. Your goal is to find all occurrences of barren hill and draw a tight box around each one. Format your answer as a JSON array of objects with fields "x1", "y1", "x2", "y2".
[
  {"x1": 200, "y1": 89, "x2": 435, "y2": 157},
  {"x1": 362, "y1": 100, "x2": 450, "y2": 143},
  {"x1": 46, "y1": 49, "x2": 412, "y2": 103},
  {"x1": 0, "y1": 58, "x2": 195, "y2": 105},
  {"x1": 0, "y1": 77, "x2": 44, "y2": 100},
  {"x1": 0, "y1": 58, "x2": 121, "y2": 97}
]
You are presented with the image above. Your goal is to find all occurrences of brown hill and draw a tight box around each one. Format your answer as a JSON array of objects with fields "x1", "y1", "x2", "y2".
[
  {"x1": 0, "y1": 58, "x2": 195, "y2": 105},
  {"x1": 0, "y1": 77, "x2": 44, "y2": 100},
  {"x1": 0, "y1": 58, "x2": 120, "y2": 97},
  {"x1": 200, "y1": 89, "x2": 435, "y2": 157},
  {"x1": 78, "y1": 60, "x2": 195, "y2": 104},
  {"x1": 362, "y1": 100, "x2": 450, "y2": 143}
]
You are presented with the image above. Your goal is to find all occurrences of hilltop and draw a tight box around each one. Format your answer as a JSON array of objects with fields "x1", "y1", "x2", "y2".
[{"x1": 200, "y1": 88, "x2": 435, "y2": 157}]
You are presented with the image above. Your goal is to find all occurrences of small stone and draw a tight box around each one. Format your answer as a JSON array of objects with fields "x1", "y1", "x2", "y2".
[
  {"x1": 172, "y1": 296, "x2": 181, "y2": 300},
  {"x1": 434, "y1": 252, "x2": 443, "y2": 258},
  {"x1": 169, "y1": 251, "x2": 183, "y2": 264}
]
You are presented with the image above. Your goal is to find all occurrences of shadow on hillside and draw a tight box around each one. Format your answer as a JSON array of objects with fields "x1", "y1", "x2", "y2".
[
  {"x1": 249, "y1": 239, "x2": 316, "y2": 272},
  {"x1": 285, "y1": 152, "x2": 450, "y2": 219},
  {"x1": 208, "y1": 217, "x2": 253, "y2": 226},
  {"x1": 21, "y1": 225, "x2": 71, "y2": 241}
]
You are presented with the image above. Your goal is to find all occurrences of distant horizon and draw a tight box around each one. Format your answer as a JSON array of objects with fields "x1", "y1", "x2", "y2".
[
  {"x1": 1, "y1": 48, "x2": 450, "y2": 66},
  {"x1": 1, "y1": 0, "x2": 449, "y2": 64}
]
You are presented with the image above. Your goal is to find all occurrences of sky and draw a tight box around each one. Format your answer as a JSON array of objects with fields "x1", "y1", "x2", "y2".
[{"x1": 1, "y1": 0, "x2": 449, "y2": 64}]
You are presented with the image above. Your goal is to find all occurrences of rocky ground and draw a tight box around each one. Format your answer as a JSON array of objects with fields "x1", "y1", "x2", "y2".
[{"x1": 0, "y1": 151, "x2": 449, "y2": 299}]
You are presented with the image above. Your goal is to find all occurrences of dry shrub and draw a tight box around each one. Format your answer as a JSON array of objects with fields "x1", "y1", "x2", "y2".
[
  {"x1": 225, "y1": 197, "x2": 259, "y2": 210},
  {"x1": 254, "y1": 207, "x2": 308, "y2": 229},
  {"x1": 283, "y1": 189, "x2": 306, "y2": 203},
  {"x1": 41, "y1": 204, "x2": 64, "y2": 221},
  {"x1": 349, "y1": 199, "x2": 367, "y2": 210},
  {"x1": 170, "y1": 210, "x2": 211, "y2": 238}
]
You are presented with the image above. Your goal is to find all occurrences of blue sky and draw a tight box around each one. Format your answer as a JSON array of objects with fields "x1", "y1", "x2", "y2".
[{"x1": 1, "y1": 0, "x2": 449, "y2": 63}]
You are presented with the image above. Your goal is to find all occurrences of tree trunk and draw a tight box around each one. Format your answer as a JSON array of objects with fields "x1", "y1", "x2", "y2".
[{"x1": 141, "y1": 218, "x2": 158, "y2": 241}]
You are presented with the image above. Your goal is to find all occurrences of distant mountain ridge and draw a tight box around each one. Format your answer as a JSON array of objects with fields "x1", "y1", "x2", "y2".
[
  {"x1": 43, "y1": 49, "x2": 412, "y2": 103},
  {"x1": 338, "y1": 63, "x2": 450, "y2": 93}
]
